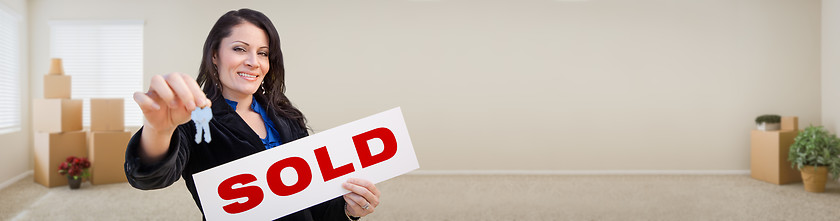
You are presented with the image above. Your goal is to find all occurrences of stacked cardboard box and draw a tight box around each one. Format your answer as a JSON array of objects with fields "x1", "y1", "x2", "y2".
[
  {"x1": 33, "y1": 58, "x2": 88, "y2": 188},
  {"x1": 750, "y1": 116, "x2": 802, "y2": 185},
  {"x1": 33, "y1": 131, "x2": 87, "y2": 187},
  {"x1": 88, "y1": 98, "x2": 130, "y2": 185},
  {"x1": 44, "y1": 58, "x2": 70, "y2": 99}
]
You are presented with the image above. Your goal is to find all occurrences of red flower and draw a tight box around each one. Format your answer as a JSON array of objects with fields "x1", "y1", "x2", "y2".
[{"x1": 58, "y1": 155, "x2": 90, "y2": 179}]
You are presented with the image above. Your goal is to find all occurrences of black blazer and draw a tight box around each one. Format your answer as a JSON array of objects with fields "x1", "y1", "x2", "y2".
[{"x1": 124, "y1": 94, "x2": 346, "y2": 220}]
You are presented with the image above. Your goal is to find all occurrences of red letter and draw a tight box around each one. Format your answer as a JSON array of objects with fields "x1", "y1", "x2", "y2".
[
  {"x1": 266, "y1": 157, "x2": 312, "y2": 196},
  {"x1": 315, "y1": 146, "x2": 355, "y2": 182},
  {"x1": 353, "y1": 127, "x2": 398, "y2": 168},
  {"x1": 218, "y1": 174, "x2": 263, "y2": 214}
]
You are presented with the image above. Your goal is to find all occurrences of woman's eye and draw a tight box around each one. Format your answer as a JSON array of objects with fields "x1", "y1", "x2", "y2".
[
  {"x1": 234, "y1": 47, "x2": 245, "y2": 52},
  {"x1": 258, "y1": 51, "x2": 269, "y2": 57}
]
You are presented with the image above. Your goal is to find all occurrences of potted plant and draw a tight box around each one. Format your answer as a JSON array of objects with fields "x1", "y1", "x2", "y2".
[
  {"x1": 755, "y1": 114, "x2": 781, "y2": 131},
  {"x1": 57, "y1": 156, "x2": 91, "y2": 189},
  {"x1": 788, "y1": 125, "x2": 840, "y2": 192}
]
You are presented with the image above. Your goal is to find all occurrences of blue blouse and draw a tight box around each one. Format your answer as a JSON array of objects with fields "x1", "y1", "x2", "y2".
[{"x1": 225, "y1": 97, "x2": 282, "y2": 149}]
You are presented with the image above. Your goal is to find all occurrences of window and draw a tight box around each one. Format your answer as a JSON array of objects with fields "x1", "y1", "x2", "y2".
[
  {"x1": 0, "y1": 5, "x2": 21, "y2": 133},
  {"x1": 50, "y1": 21, "x2": 144, "y2": 127}
]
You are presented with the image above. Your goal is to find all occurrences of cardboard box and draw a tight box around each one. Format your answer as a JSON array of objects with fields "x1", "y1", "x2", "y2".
[
  {"x1": 88, "y1": 131, "x2": 131, "y2": 185},
  {"x1": 32, "y1": 99, "x2": 83, "y2": 133},
  {"x1": 90, "y1": 98, "x2": 124, "y2": 131},
  {"x1": 33, "y1": 131, "x2": 87, "y2": 187},
  {"x1": 48, "y1": 58, "x2": 64, "y2": 75},
  {"x1": 781, "y1": 116, "x2": 798, "y2": 131},
  {"x1": 750, "y1": 130, "x2": 802, "y2": 185},
  {"x1": 43, "y1": 75, "x2": 71, "y2": 99}
]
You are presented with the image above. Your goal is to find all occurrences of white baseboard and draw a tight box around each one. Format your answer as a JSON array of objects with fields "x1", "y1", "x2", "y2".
[
  {"x1": 408, "y1": 170, "x2": 751, "y2": 175},
  {"x1": 0, "y1": 170, "x2": 33, "y2": 191}
]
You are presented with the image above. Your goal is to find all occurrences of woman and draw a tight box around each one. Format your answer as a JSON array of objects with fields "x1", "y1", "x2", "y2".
[{"x1": 124, "y1": 9, "x2": 379, "y2": 221}]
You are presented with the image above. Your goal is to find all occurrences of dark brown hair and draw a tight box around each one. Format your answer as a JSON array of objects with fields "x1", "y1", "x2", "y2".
[{"x1": 196, "y1": 8, "x2": 307, "y2": 130}]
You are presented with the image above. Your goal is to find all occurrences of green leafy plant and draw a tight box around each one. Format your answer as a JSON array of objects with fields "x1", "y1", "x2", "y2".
[
  {"x1": 755, "y1": 114, "x2": 781, "y2": 124},
  {"x1": 788, "y1": 125, "x2": 840, "y2": 179}
]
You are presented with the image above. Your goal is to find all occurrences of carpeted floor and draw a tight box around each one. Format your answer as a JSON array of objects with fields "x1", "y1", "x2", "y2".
[{"x1": 1, "y1": 174, "x2": 839, "y2": 220}]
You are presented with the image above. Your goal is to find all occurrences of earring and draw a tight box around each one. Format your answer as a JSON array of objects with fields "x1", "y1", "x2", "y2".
[
  {"x1": 261, "y1": 82, "x2": 266, "y2": 94},
  {"x1": 212, "y1": 68, "x2": 222, "y2": 91}
]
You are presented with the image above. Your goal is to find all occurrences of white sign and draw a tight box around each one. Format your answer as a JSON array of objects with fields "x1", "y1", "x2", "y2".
[{"x1": 193, "y1": 107, "x2": 419, "y2": 220}]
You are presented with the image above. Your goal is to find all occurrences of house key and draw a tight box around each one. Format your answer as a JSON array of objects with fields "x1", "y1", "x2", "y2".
[{"x1": 191, "y1": 106, "x2": 212, "y2": 143}]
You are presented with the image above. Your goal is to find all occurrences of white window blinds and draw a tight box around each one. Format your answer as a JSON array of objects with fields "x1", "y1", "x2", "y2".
[
  {"x1": 0, "y1": 6, "x2": 21, "y2": 133},
  {"x1": 50, "y1": 20, "x2": 144, "y2": 127}
]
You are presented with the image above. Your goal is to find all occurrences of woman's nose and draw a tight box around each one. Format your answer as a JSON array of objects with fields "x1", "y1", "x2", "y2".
[{"x1": 244, "y1": 53, "x2": 259, "y2": 68}]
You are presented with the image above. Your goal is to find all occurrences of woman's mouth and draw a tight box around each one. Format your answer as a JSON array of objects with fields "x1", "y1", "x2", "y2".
[{"x1": 237, "y1": 72, "x2": 258, "y2": 81}]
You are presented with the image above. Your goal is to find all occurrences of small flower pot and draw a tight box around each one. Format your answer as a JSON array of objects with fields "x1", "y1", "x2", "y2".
[
  {"x1": 67, "y1": 176, "x2": 81, "y2": 190},
  {"x1": 756, "y1": 122, "x2": 780, "y2": 131},
  {"x1": 800, "y1": 166, "x2": 828, "y2": 193}
]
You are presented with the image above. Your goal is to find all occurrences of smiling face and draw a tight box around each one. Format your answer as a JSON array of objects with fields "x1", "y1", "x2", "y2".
[{"x1": 213, "y1": 22, "x2": 270, "y2": 101}]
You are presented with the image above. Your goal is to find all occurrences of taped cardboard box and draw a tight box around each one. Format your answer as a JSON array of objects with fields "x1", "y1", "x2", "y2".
[
  {"x1": 32, "y1": 99, "x2": 82, "y2": 133},
  {"x1": 90, "y1": 98, "x2": 124, "y2": 131},
  {"x1": 88, "y1": 131, "x2": 130, "y2": 185},
  {"x1": 43, "y1": 75, "x2": 71, "y2": 99},
  {"x1": 781, "y1": 116, "x2": 798, "y2": 131},
  {"x1": 48, "y1": 58, "x2": 64, "y2": 75},
  {"x1": 33, "y1": 131, "x2": 87, "y2": 187},
  {"x1": 750, "y1": 130, "x2": 802, "y2": 185}
]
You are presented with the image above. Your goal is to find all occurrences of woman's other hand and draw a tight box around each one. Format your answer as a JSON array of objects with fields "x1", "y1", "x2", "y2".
[{"x1": 342, "y1": 178, "x2": 381, "y2": 218}]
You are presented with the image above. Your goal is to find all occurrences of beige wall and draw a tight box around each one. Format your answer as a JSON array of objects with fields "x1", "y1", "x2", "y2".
[
  {"x1": 0, "y1": 0, "x2": 29, "y2": 185},
  {"x1": 824, "y1": 0, "x2": 840, "y2": 133},
  {"x1": 22, "y1": 0, "x2": 821, "y2": 174}
]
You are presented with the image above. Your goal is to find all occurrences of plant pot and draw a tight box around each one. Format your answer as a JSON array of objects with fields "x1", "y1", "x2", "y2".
[
  {"x1": 67, "y1": 176, "x2": 81, "y2": 190},
  {"x1": 800, "y1": 166, "x2": 828, "y2": 193},
  {"x1": 756, "y1": 122, "x2": 780, "y2": 131}
]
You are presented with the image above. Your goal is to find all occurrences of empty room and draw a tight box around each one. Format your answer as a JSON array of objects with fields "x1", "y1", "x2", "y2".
[{"x1": 1, "y1": 0, "x2": 840, "y2": 220}]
